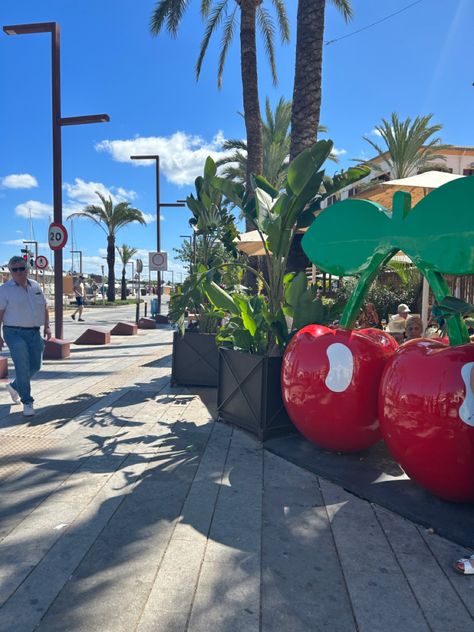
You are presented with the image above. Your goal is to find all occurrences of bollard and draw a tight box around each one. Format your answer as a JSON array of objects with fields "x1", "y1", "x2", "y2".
[{"x1": 144, "y1": 303, "x2": 147, "y2": 317}]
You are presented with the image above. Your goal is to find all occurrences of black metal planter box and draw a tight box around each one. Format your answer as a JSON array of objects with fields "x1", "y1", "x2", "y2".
[
  {"x1": 171, "y1": 330, "x2": 219, "y2": 387},
  {"x1": 217, "y1": 347, "x2": 295, "y2": 441}
]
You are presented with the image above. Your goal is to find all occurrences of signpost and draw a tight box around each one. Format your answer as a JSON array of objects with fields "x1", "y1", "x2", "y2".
[
  {"x1": 135, "y1": 259, "x2": 143, "y2": 323},
  {"x1": 48, "y1": 222, "x2": 68, "y2": 251},
  {"x1": 149, "y1": 251, "x2": 168, "y2": 272},
  {"x1": 35, "y1": 255, "x2": 49, "y2": 270}
]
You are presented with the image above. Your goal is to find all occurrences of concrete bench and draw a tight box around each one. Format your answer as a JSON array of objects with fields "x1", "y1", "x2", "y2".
[
  {"x1": 74, "y1": 328, "x2": 111, "y2": 345},
  {"x1": 137, "y1": 318, "x2": 156, "y2": 330},
  {"x1": 110, "y1": 322, "x2": 138, "y2": 336},
  {"x1": 44, "y1": 339, "x2": 71, "y2": 360}
]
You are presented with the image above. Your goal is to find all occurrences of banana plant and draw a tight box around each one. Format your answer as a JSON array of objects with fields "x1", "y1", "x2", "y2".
[
  {"x1": 302, "y1": 176, "x2": 474, "y2": 345},
  {"x1": 210, "y1": 141, "x2": 369, "y2": 354}
]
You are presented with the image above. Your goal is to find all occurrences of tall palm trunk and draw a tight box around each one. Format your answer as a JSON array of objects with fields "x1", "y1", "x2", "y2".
[
  {"x1": 287, "y1": 0, "x2": 325, "y2": 273},
  {"x1": 240, "y1": 0, "x2": 263, "y2": 231},
  {"x1": 107, "y1": 235, "x2": 116, "y2": 302},
  {"x1": 121, "y1": 266, "x2": 127, "y2": 301},
  {"x1": 290, "y1": 0, "x2": 325, "y2": 160}
]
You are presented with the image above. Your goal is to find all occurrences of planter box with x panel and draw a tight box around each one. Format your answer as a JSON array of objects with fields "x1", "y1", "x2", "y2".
[
  {"x1": 171, "y1": 330, "x2": 219, "y2": 387},
  {"x1": 217, "y1": 347, "x2": 295, "y2": 441}
]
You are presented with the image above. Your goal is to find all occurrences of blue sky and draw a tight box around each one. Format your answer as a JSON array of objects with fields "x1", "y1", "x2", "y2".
[{"x1": 0, "y1": 0, "x2": 472, "y2": 279}]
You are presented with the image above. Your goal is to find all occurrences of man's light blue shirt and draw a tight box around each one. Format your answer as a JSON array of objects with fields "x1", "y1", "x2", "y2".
[{"x1": 0, "y1": 279, "x2": 47, "y2": 327}]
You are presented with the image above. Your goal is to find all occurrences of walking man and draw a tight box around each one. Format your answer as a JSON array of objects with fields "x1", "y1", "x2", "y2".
[
  {"x1": 71, "y1": 275, "x2": 86, "y2": 321},
  {"x1": 0, "y1": 255, "x2": 51, "y2": 416}
]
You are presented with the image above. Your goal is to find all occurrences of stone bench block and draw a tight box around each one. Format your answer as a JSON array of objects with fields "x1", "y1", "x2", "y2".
[
  {"x1": 137, "y1": 318, "x2": 156, "y2": 330},
  {"x1": 0, "y1": 356, "x2": 8, "y2": 378},
  {"x1": 74, "y1": 328, "x2": 111, "y2": 345},
  {"x1": 155, "y1": 314, "x2": 170, "y2": 325},
  {"x1": 110, "y1": 322, "x2": 138, "y2": 336},
  {"x1": 44, "y1": 338, "x2": 71, "y2": 360}
]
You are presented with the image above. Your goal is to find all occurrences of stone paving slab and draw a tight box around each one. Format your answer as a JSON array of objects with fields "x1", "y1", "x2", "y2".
[{"x1": 0, "y1": 326, "x2": 473, "y2": 632}]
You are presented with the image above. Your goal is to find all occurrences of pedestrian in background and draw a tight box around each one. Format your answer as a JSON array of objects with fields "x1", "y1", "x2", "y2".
[
  {"x1": 71, "y1": 274, "x2": 86, "y2": 321},
  {"x1": 0, "y1": 255, "x2": 51, "y2": 416}
]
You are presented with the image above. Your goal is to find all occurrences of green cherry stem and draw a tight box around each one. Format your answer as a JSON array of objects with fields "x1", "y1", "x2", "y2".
[
  {"x1": 419, "y1": 267, "x2": 470, "y2": 346},
  {"x1": 340, "y1": 251, "x2": 398, "y2": 329}
]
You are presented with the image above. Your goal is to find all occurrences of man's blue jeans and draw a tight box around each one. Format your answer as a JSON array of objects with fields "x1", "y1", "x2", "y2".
[{"x1": 3, "y1": 327, "x2": 44, "y2": 404}]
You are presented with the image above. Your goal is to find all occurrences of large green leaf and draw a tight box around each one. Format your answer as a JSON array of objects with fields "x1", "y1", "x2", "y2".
[
  {"x1": 286, "y1": 141, "x2": 333, "y2": 197},
  {"x1": 204, "y1": 156, "x2": 217, "y2": 180},
  {"x1": 204, "y1": 280, "x2": 240, "y2": 316}
]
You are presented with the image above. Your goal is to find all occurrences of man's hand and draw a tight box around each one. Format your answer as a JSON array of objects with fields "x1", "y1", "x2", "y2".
[{"x1": 44, "y1": 326, "x2": 52, "y2": 341}]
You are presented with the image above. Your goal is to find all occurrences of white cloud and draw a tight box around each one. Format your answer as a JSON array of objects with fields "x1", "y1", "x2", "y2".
[
  {"x1": 96, "y1": 131, "x2": 231, "y2": 186},
  {"x1": 1, "y1": 173, "x2": 38, "y2": 189},
  {"x1": 142, "y1": 213, "x2": 162, "y2": 223},
  {"x1": 15, "y1": 200, "x2": 53, "y2": 220},
  {"x1": 332, "y1": 148, "x2": 347, "y2": 157},
  {"x1": 2, "y1": 239, "x2": 49, "y2": 248},
  {"x1": 63, "y1": 178, "x2": 137, "y2": 208},
  {"x1": 371, "y1": 128, "x2": 383, "y2": 137}
]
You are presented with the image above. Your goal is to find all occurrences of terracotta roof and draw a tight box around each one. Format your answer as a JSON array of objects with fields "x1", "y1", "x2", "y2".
[{"x1": 352, "y1": 184, "x2": 426, "y2": 210}]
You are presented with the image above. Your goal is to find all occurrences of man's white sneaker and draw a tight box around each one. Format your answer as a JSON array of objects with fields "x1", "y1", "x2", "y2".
[
  {"x1": 6, "y1": 383, "x2": 20, "y2": 403},
  {"x1": 22, "y1": 404, "x2": 35, "y2": 417}
]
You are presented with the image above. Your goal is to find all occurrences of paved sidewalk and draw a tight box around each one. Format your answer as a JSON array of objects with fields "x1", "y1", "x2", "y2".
[{"x1": 0, "y1": 327, "x2": 473, "y2": 631}]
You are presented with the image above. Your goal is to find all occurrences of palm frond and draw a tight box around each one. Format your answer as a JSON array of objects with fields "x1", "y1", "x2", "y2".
[
  {"x1": 217, "y1": 6, "x2": 238, "y2": 88},
  {"x1": 150, "y1": 0, "x2": 190, "y2": 37},
  {"x1": 270, "y1": 0, "x2": 290, "y2": 42},
  {"x1": 195, "y1": 0, "x2": 228, "y2": 81},
  {"x1": 330, "y1": 0, "x2": 353, "y2": 21},
  {"x1": 257, "y1": 6, "x2": 277, "y2": 86}
]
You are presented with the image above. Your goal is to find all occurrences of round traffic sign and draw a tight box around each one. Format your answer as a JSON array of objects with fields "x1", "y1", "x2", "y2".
[
  {"x1": 48, "y1": 222, "x2": 68, "y2": 251},
  {"x1": 35, "y1": 255, "x2": 49, "y2": 270},
  {"x1": 151, "y1": 252, "x2": 165, "y2": 267}
]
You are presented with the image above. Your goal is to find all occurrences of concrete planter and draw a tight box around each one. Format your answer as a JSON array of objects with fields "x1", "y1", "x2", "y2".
[
  {"x1": 171, "y1": 330, "x2": 219, "y2": 387},
  {"x1": 217, "y1": 347, "x2": 295, "y2": 441}
]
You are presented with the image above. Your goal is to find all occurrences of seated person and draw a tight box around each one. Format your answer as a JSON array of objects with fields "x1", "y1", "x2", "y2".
[
  {"x1": 405, "y1": 315, "x2": 424, "y2": 340},
  {"x1": 387, "y1": 317, "x2": 406, "y2": 345},
  {"x1": 358, "y1": 302, "x2": 380, "y2": 329}
]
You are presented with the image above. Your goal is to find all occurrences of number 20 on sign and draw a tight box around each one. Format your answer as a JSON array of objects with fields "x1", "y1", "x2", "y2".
[{"x1": 48, "y1": 223, "x2": 68, "y2": 251}]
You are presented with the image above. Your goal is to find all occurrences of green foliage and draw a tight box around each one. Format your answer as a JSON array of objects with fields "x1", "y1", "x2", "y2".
[
  {"x1": 150, "y1": 0, "x2": 289, "y2": 88},
  {"x1": 362, "y1": 113, "x2": 450, "y2": 179}
]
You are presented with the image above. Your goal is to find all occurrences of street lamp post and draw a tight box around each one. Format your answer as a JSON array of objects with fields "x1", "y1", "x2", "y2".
[
  {"x1": 129, "y1": 155, "x2": 185, "y2": 316},
  {"x1": 3, "y1": 22, "x2": 109, "y2": 340},
  {"x1": 70, "y1": 249, "x2": 83, "y2": 275}
]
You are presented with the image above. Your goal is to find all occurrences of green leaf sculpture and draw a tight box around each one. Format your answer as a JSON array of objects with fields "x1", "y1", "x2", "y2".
[{"x1": 302, "y1": 176, "x2": 474, "y2": 345}]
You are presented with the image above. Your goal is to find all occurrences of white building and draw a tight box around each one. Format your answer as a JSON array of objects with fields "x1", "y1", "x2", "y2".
[{"x1": 321, "y1": 146, "x2": 474, "y2": 209}]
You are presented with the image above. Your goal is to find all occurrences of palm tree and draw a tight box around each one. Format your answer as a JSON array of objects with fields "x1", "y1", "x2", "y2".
[
  {"x1": 116, "y1": 244, "x2": 138, "y2": 301},
  {"x1": 150, "y1": 0, "x2": 290, "y2": 196},
  {"x1": 217, "y1": 97, "x2": 332, "y2": 189},
  {"x1": 362, "y1": 113, "x2": 450, "y2": 179},
  {"x1": 68, "y1": 193, "x2": 146, "y2": 302},
  {"x1": 290, "y1": 0, "x2": 352, "y2": 161}
]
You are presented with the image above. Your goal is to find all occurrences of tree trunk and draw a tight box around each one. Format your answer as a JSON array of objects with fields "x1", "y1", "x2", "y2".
[
  {"x1": 121, "y1": 266, "x2": 127, "y2": 301},
  {"x1": 290, "y1": 0, "x2": 325, "y2": 161},
  {"x1": 107, "y1": 235, "x2": 115, "y2": 302},
  {"x1": 240, "y1": 0, "x2": 263, "y2": 232},
  {"x1": 287, "y1": 0, "x2": 325, "y2": 273}
]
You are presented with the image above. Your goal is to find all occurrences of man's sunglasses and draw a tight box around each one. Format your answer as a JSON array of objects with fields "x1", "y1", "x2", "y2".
[{"x1": 11, "y1": 267, "x2": 26, "y2": 272}]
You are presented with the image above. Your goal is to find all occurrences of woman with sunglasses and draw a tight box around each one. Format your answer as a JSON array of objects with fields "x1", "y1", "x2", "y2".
[{"x1": 0, "y1": 255, "x2": 51, "y2": 416}]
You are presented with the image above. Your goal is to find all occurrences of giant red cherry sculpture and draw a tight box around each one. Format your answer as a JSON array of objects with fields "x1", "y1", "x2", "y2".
[
  {"x1": 282, "y1": 325, "x2": 393, "y2": 452},
  {"x1": 379, "y1": 339, "x2": 474, "y2": 502}
]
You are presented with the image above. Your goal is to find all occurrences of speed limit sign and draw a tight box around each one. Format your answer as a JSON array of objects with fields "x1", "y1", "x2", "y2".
[
  {"x1": 48, "y1": 222, "x2": 68, "y2": 251},
  {"x1": 35, "y1": 255, "x2": 49, "y2": 270},
  {"x1": 149, "y1": 251, "x2": 168, "y2": 271}
]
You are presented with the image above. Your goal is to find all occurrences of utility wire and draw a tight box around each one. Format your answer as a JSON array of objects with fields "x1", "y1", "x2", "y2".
[{"x1": 325, "y1": 0, "x2": 424, "y2": 46}]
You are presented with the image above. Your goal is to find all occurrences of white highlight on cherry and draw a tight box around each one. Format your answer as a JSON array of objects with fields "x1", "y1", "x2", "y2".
[
  {"x1": 325, "y1": 343, "x2": 354, "y2": 393},
  {"x1": 459, "y1": 362, "x2": 474, "y2": 426}
]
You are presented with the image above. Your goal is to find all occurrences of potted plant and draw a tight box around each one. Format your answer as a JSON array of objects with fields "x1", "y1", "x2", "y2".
[
  {"x1": 198, "y1": 141, "x2": 369, "y2": 439},
  {"x1": 169, "y1": 159, "x2": 240, "y2": 387}
]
